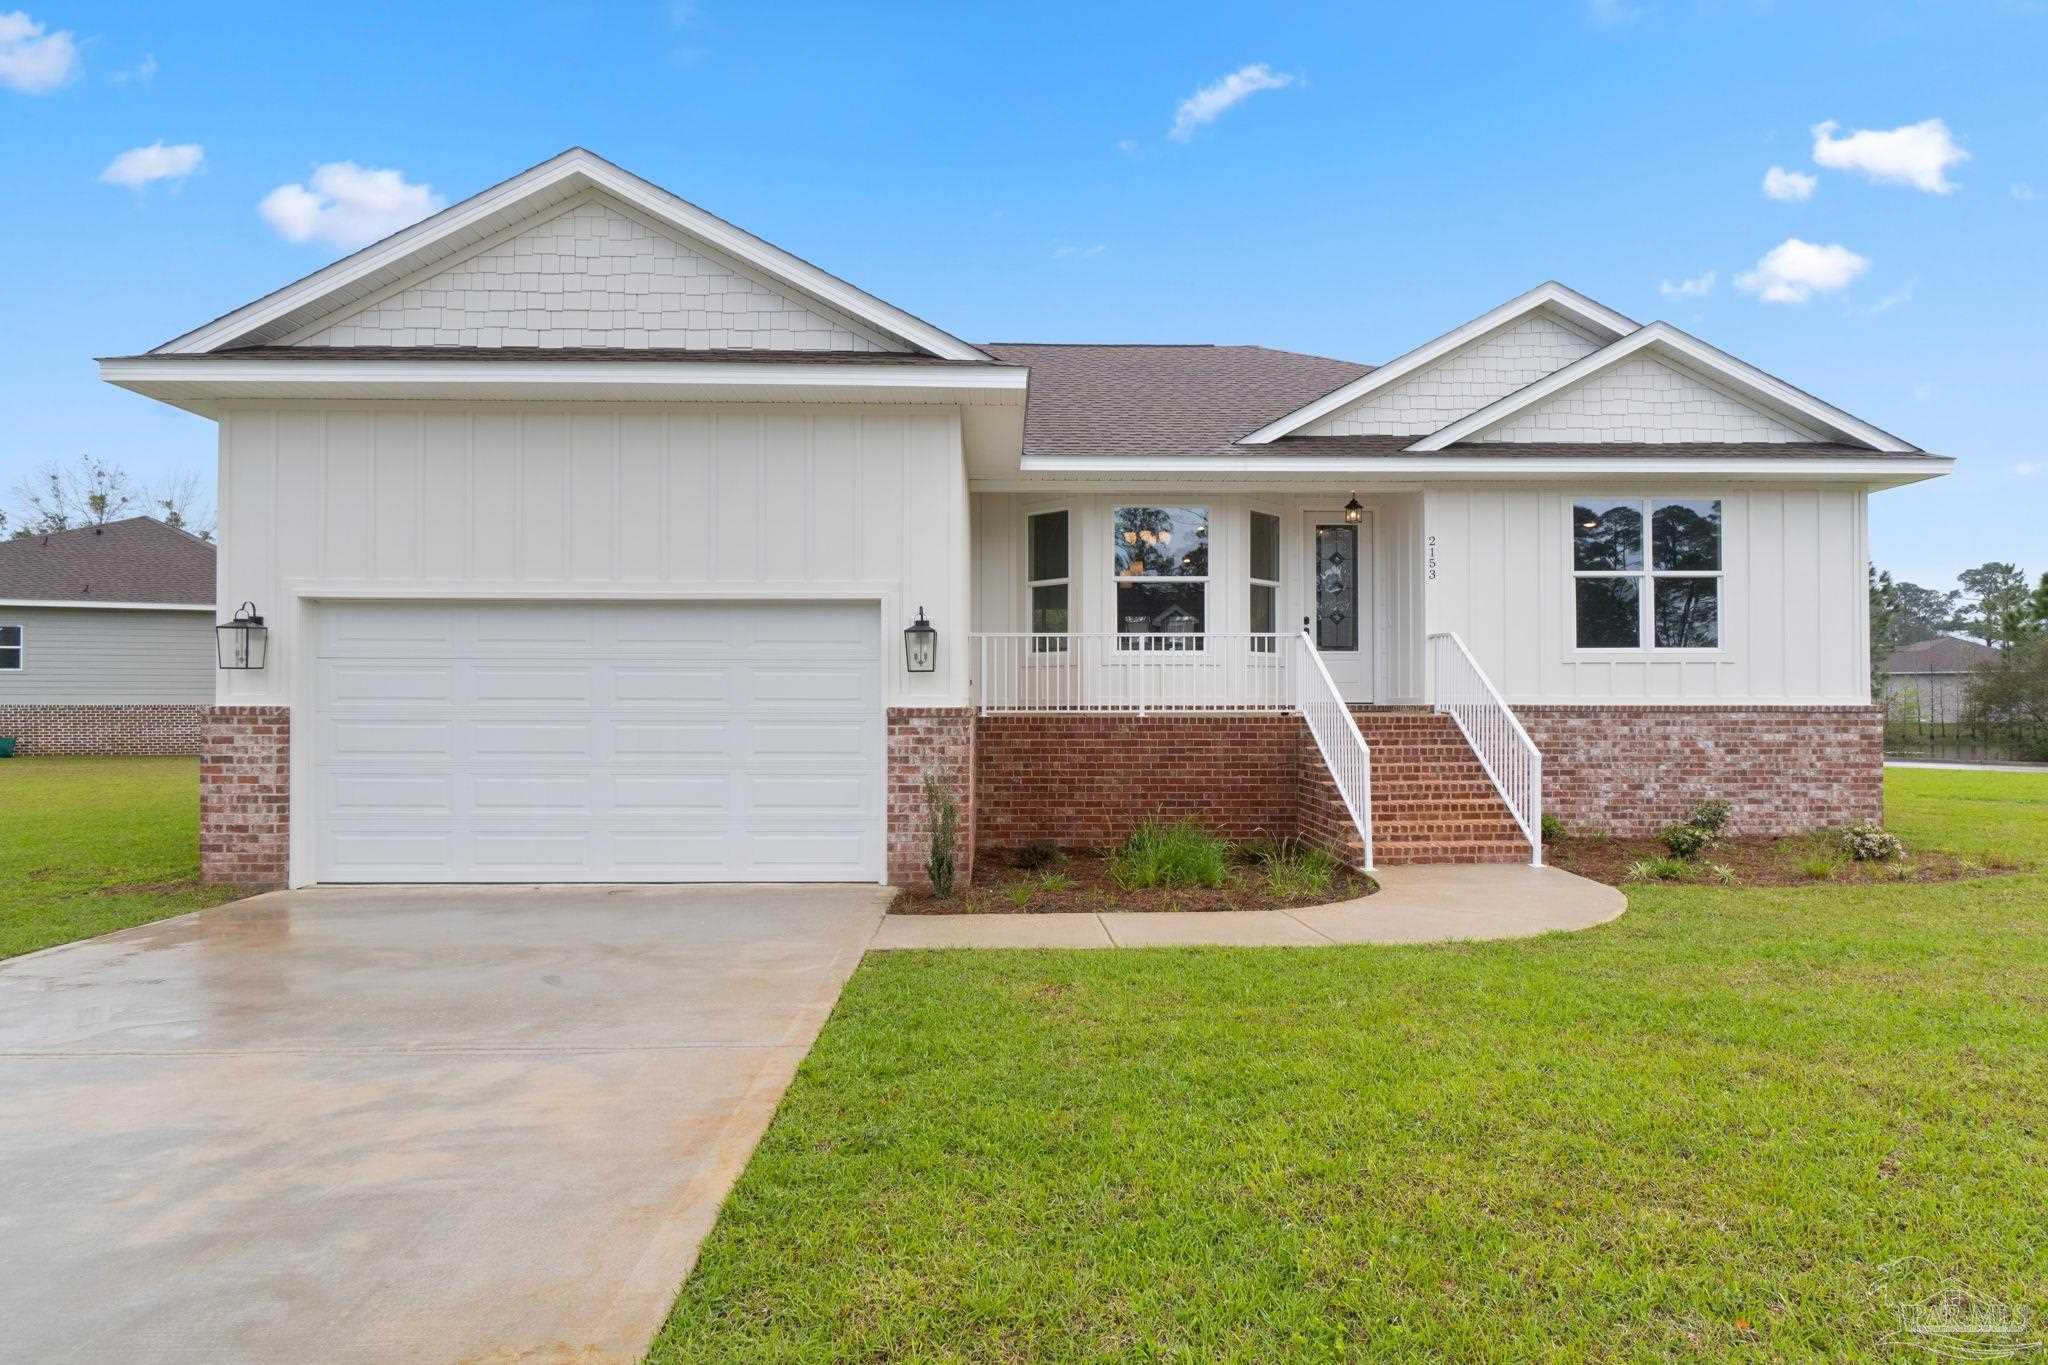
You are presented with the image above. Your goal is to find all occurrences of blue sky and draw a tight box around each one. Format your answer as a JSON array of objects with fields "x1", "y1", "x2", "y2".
[{"x1": 2, "y1": 0, "x2": 2041, "y2": 589}]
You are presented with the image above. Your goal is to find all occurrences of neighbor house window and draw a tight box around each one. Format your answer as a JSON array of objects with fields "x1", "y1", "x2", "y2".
[
  {"x1": 1572, "y1": 497, "x2": 1723, "y2": 649},
  {"x1": 1114, "y1": 505, "x2": 1208, "y2": 648},
  {"x1": 0, "y1": 624, "x2": 19, "y2": 671},
  {"x1": 1249, "y1": 511, "x2": 1280, "y2": 652},
  {"x1": 1026, "y1": 509, "x2": 1070, "y2": 652}
]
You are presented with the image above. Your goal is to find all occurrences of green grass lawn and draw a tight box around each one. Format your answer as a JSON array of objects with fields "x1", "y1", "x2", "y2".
[
  {"x1": 656, "y1": 767, "x2": 2048, "y2": 1362},
  {"x1": 0, "y1": 756, "x2": 247, "y2": 960}
]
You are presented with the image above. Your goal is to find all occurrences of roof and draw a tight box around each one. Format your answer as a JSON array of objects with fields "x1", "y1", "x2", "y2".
[
  {"x1": 155, "y1": 346, "x2": 1002, "y2": 368},
  {"x1": 1884, "y1": 635, "x2": 2002, "y2": 675},
  {"x1": 1272, "y1": 437, "x2": 1925, "y2": 460},
  {"x1": 979, "y1": 343, "x2": 1371, "y2": 460},
  {"x1": 0, "y1": 517, "x2": 215, "y2": 606}
]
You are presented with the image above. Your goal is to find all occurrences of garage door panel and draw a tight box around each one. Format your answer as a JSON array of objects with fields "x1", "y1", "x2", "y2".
[{"x1": 314, "y1": 601, "x2": 881, "y2": 883}]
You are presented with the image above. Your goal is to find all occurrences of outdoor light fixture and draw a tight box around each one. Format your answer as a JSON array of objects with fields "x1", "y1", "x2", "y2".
[
  {"x1": 1343, "y1": 496, "x2": 1364, "y2": 524},
  {"x1": 903, "y1": 606, "x2": 937, "y2": 673},
  {"x1": 215, "y1": 602, "x2": 269, "y2": 670}
]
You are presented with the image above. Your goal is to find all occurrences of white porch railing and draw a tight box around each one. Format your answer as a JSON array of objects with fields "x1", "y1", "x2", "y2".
[
  {"x1": 975, "y1": 632, "x2": 1292, "y2": 713},
  {"x1": 1293, "y1": 627, "x2": 1375, "y2": 872},
  {"x1": 1428, "y1": 630, "x2": 1543, "y2": 866}
]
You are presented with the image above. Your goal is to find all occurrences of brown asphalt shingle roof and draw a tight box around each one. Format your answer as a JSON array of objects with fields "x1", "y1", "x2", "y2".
[
  {"x1": 0, "y1": 517, "x2": 215, "y2": 606},
  {"x1": 980, "y1": 343, "x2": 1371, "y2": 459},
  {"x1": 1884, "y1": 635, "x2": 2002, "y2": 675}
]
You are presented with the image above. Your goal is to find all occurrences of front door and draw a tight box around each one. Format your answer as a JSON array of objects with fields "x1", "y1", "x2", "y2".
[{"x1": 1303, "y1": 510, "x2": 1373, "y2": 700}]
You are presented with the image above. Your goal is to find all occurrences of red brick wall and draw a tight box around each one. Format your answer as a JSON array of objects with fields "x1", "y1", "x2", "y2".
[
  {"x1": 1519, "y1": 704, "x2": 1884, "y2": 836},
  {"x1": 975, "y1": 713, "x2": 1303, "y2": 856},
  {"x1": 1294, "y1": 723, "x2": 1366, "y2": 866},
  {"x1": 0, "y1": 704, "x2": 204, "y2": 756},
  {"x1": 886, "y1": 707, "x2": 975, "y2": 888},
  {"x1": 200, "y1": 705, "x2": 291, "y2": 887}
]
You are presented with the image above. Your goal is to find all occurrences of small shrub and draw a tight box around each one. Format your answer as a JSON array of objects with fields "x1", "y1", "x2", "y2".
[
  {"x1": 1659, "y1": 822, "x2": 1717, "y2": 861},
  {"x1": 1625, "y1": 856, "x2": 1691, "y2": 883},
  {"x1": 1706, "y1": 862, "x2": 1740, "y2": 885},
  {"x1": 1540, "y1": 812, "x2": 1565, "y2": 844},
  {"x1": 922, "y1": 772, "x2": 960, "y2": 897},
  {"x1": 1687, "y1": 799, "x2": 1733, "y2": 835},
  {"x1": 1012, "y1": 842, "x2": 1065, "y2": 872},
  {"x1": 1260, "y1": 844, "x2": 1338, "y2": 900},
  {"x1": 1838, "y1": 823, "x2": 1905, "y2": 863},
  {"x1": 1037, "y1": 873, "x2": 1074, "y2": 893},
  {"x1": 1110, "y1": 822, "x2": 1230, "y2": 890},
  {"x1": 1800, "y1": 855, "x2": 1842, "y2": 882},
  {"x1": 1004, "y1": 885, "x2": 1033, "y2": 908}
]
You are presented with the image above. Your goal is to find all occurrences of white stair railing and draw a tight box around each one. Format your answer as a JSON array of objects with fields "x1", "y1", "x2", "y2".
[
  {"x1": 1428, "y1": 631, "x2": 1543, "y2": 866},
  {"x1": 1294, "y1": 628, "x2": 1375, "y2": 872}
]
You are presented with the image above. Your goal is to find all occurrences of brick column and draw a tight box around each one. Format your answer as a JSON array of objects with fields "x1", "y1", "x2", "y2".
[
  {"x1": 199, "y1": 706, "x2": 291, "y2": 887},
  {"x1": 886, "y1": 707, "x2": 975, "y2": 888}
]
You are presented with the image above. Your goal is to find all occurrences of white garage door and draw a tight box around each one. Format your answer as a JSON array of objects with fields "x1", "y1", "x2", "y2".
[{"x1": 312, "y1": 601, "x2": 882, "y2": 883}]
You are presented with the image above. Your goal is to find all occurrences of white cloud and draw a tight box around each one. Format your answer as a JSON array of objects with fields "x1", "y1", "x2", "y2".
[
  {"x1": 1168, "y1": 63, "x2": 1295, "y2": 141},
  {"x1": 1052, "y1": 243, "x2": 1107, "y2": 259},
  {"x1": 1762, "y1": 165, "x2": 1816, "y2": 201},
  {"x1": 1735, "y1": 237, "x2": 1870, "y2": 303},
  {"x1": 259, "y1": 161, "x2": 447, "y2": 249},
  {"x1": 1587, "y1": 0, "x2": 1644, "y2": 23},
  {"x1": 1115, "y1": 137, "x2": 1139, "y2": 155},
  {"x1": 109, "y1": 53, "x2": 156, "y2": 85},
  {"x1": 2014, "y1": 460, "x2": 2040, "y2": 479},
  {"x1": 0, "y1": 10, "x2": 78, "y2": 93},
  {"x1": 1658, "y1": 270, "x2": 1716, "y2": 298},
  {"x1": 1911, "y1": 382, "x2": 1937, "y2": 402},
  {"x1": 1810, "y1": 118, "x2": 1969, "y2": 194},
  {"x1": 2014, "y1": 182, "x2": 2040, "y2": 202},
  {"x1": 1866, "y1": 279, "x2": 1916, "y2": 314},
  {"x1": 99, "y1": 141, "x2": 204, "y2": 190}
]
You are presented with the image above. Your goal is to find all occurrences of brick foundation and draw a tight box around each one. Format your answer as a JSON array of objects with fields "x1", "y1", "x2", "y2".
[
  {"x1": 886, "y1": 707, "x2": 976, "y2": 888},
  {"x1": 199, "y1": 706, "x2": 291, "y2": 887},
  {"x1": 1519, "y1": 704, "x2": 1884, "y2": 836},
  {"x1": 0, "y1": 704, "x2": 205, "y2": 756},
  {"x1": 975, "y1": 713, "x2": 1304, "y2": 854}
]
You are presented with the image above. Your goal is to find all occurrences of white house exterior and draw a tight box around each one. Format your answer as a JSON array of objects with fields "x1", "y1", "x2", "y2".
[{"x1": 100, "y1": 149, "x2": 1950, "y2": 888}]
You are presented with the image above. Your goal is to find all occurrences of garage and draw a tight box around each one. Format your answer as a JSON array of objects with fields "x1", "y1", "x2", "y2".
[{"x1": 310, "y1": 600, "x2": 883, "y2": 883}]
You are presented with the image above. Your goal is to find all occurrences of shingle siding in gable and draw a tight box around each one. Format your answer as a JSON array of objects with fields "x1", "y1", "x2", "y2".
[
  {"x1": 1475, "y1": 354, "x2": 1820, "y2": 443},
  {"x1": 296, "y1": 197, "x2": 905, "y2": 353},
  {"x1": 1303, "y1": 312, "x2": 1600, "y2": 437}
]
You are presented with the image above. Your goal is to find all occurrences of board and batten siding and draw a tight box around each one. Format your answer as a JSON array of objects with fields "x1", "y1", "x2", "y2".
[
  {"x1": 0, "y1": 605, "x2": 214, "y2": 705},
  {"x1": 215, "y1": 402, "x2": 971, "y2": 708},
  {"x1": 1423, "y1": 485, "x2": 1870, "y2": 705}
]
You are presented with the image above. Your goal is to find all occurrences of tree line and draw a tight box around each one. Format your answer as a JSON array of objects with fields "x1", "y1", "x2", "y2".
[
  {"x1": 0, "y1": 455, "x2": 215, "y2": 542},
  {"x1": 1872, "y1": 561, "x2": 2048, "y2": 758}
]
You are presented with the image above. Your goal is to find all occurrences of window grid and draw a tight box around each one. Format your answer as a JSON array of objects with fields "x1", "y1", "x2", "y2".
[
  {"x1": 1571, "y1": 497, "x2": 1723, "y2": 651},
  {"x1": 0, "y1": 623, "x2": 20, "y2": 672},
  {"x1": 1025, "y1": 509, "x2": 1071, "y2": 654}
]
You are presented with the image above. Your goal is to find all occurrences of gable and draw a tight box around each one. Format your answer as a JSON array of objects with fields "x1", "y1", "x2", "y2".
[
  {"x1": 1471, "y1": 352, "x2": 1822, "y2": 444},
  {"x1": 1301, "y1": 310, "x2": 1602, "y2": 437},
  {"x1": 290, "y1": 194, "x2": 906, "y2": 352}
]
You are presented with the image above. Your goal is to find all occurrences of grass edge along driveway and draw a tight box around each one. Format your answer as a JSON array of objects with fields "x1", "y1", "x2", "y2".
[{"x1": 655, "y1": 766, "x2": 2048, "y2": 1362}]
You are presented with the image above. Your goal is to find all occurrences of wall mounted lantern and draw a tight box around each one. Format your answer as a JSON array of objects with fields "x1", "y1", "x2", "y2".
[
  {"x1": 216, "y1": 602, "x2": 269, "y2": 670},
  {"x1": 903, "y1": 606, "x2": 937, "y2": 673},
  {"x1": 1343, "y1": 496, "x2": 1364, "y2": 524}
]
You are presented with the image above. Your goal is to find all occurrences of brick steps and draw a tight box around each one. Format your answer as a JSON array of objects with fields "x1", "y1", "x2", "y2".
[{"x1": 1346, "y1": 708, "x2": 1532, "y2": 866}]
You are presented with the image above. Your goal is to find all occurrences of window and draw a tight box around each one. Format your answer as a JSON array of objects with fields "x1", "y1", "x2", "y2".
[
  {"x1": 1026, "y1": 510, "x2": 1069, "y2": 651},
  {"x1": 1114, "y1": 505, "x2": 1207, "y2": 648},
  {"x1": 1249, "y1": 511, "x2": 1280, "y2": 650},
  {"x1": 1572, "y1": 497, "x2": 1723, "y2": 650},
  {"x1": 0, "y1": 624, "x2": 18, "y2": 671}
]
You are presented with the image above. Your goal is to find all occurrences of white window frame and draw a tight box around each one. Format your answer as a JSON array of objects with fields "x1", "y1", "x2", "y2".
[
  {"x1": 1248, "y1": 508, "x2": 1281, "y2": 653},
  {"x1": 1569, "y1": 495, "x2": 1726, "y2": 654},
  {"x1": 0, "y1": 622, "x2": 20, "y2": 672},
  {"x1": 1112, "y1": 504, "x2": 1210, "y2": 650},
  {"x1": 1024, "y1": 506, "x2": 1073, "y2": 653}
]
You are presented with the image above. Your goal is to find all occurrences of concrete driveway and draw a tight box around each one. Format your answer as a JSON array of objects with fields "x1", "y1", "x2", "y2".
[{"x1": 0, "y1": 884, "x2": 890, "y2": 1365}]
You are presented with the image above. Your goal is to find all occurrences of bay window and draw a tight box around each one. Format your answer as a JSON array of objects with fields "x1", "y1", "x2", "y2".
[
  {"x1": 1114, "y1": 505, "x2": 1208, "y2": 648},
  {"x1": 1572, "y1": 497, "x2": 1723, "y2": 650}
]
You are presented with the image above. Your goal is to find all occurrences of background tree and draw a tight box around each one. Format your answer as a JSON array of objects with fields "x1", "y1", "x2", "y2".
[
  {"x1": 1869, "y1": 566, "x2": 1902, "y2": 693},
  {"x1": 1881, "y1": 578, "x2": 1962, "y2": 645},
  {"x1": 3, "y1": 456, "x2": 213, "y2": 542},
  {"x1": 1964, "y1": 637, "x2": 2048, "y2": 760},
  {"x1": 1956, "y1": 561, "x2": 2031, "y2": 650}
]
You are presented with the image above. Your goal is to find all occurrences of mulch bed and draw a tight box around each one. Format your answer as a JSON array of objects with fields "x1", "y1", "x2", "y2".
[
  {"x1": 895, "y1": 851, "x2": 1377, "y2": 915},
  {"x1": 1547, "y1": 833, "x2": 2021, "y2": 888}
]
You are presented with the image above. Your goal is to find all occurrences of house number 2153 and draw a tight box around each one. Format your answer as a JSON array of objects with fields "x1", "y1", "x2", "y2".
[{"x1": 1426, "y1": 535, "x2": 1438, "y2": 581}]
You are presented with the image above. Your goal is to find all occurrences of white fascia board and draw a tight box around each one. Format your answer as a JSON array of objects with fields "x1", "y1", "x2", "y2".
[
  {"x1": 152, "y1": 149, "x2": 990, "y2": 362},
  {"x1": 100, "y1": 355, "x2": 1026, "y2": 398},
  {"x1": 1239, "y1": 282, "x2": 1639, "y2": 445},
  {"x1": 1408, "y1": 322, "x2": 1919, "y2": 452},
  {"x1": 0, "y1": 598, "x2": 212, "y2": 611},
  {"x1": 1013, "y1": 453, "x2": 1953, "y2": 487}
]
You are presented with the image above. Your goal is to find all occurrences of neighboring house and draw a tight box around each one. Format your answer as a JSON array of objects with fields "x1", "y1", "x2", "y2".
[
  {"x1": 1880, "y1": 635, "x2": 2000, "y2": 724},
  {"x1": 99, "y1": 149, "x2": 1952, "y2": 889},
  {"x1": 0, "y1": 517, "x2": 216, "y2": 755}
]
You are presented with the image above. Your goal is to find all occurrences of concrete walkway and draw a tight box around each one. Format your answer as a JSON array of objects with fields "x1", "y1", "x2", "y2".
[{"x1": 871, "y1": 862, "x2": 1624, "y2": 949}]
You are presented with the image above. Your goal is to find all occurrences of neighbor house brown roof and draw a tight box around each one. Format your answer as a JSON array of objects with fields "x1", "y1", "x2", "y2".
[
  {"x1": 1884, "y1": 635, "x2": 2002, "y2": 675},
  {"x1": 0, "y1": 517, "x2": 215, "y2": 606},
  {"x1": 979, "y1": 343, "x2": 1371, "y2": 459}
]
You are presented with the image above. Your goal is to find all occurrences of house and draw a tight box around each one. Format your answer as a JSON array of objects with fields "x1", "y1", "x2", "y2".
[
  {"x1": 1881, "y1": 635, "x2": 2000, "y2": 724},
  {"x1": 0, "y1": 517, "x2": 216, "y2": 755},
  {"x1": 98, "y1": 149, "x2": 1952, "y2": 888}
]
